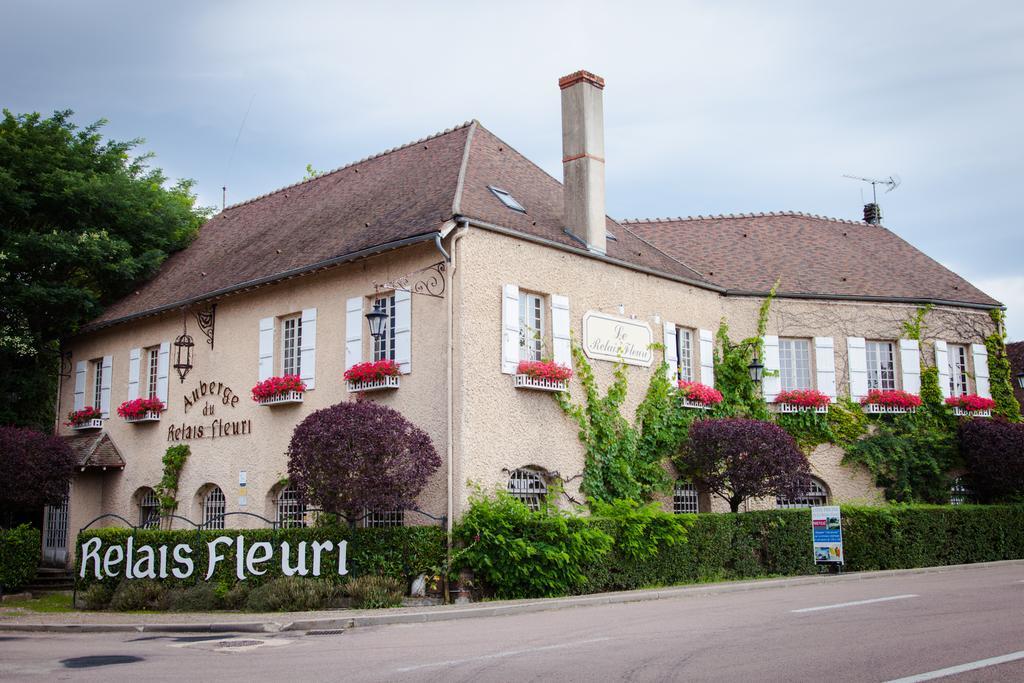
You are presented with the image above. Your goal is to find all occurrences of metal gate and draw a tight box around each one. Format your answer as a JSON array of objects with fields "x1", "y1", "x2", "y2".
[{"x1": 42, "y1": 497, "x2": 69, "y2": 567}]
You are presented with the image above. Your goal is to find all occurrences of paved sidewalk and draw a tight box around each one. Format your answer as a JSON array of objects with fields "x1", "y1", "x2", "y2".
[{"x1": 2, "y1": 559, "x2": 1021, "y2": 634}]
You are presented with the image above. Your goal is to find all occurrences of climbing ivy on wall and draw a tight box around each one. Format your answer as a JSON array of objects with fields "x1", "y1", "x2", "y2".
[
  {"x1": 711, "y1": 283, "x2": 777, "y2": 420},
  {"x1": 157, "y1": 444, "x2": 190, "y2": 517},
  {"x1": 985, "y1": 309, "x2": 1022, "y2": 422}
]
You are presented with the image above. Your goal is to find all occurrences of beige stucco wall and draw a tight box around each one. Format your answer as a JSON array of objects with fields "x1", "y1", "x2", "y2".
[{"x1": 60, "y1": 241, "x2": 451, "y2": 552}]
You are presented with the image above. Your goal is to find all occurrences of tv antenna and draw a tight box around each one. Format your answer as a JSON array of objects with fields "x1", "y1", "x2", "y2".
[{"x1": 842, "y1": 174, "x2": 901, "y2": 205}]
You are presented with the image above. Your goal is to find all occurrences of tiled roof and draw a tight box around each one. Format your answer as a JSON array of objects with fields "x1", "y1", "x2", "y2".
[
  {"x1": 63, "y1": 432, "x2": 126, "y2": 470},
  {"x1": 624, "y1": 213, "x2": 1000, "y2": 307}
]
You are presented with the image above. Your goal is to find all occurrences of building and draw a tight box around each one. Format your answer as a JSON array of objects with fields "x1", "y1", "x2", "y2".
[{"x1": 45, "y1": 71, "x2": 1003, "y2": 567}]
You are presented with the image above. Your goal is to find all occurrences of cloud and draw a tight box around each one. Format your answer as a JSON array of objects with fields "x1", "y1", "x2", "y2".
[{"x1": 972, "y1": 275, "x2": 1024, "y2": 340}]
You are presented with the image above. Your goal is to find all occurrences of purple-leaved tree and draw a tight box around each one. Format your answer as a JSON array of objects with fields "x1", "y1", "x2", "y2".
[
  {"x1": 676, "y1": 418, "x2": 810, "y2": 512},
  {"x1": 286, "y1": 401, "x2": 441, "y2": 522},
  {"x1": 959, "y1": 419, "x2": 1024, "y2": 503},
  {"x1": 0, "y1": 426, "x2": 77, "y2": 526}
]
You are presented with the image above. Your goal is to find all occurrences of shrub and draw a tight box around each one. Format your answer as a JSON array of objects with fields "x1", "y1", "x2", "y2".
[
  {"x1": 80, "y1": 583, "x2": 115, "y2": 610},
  {"x1": 287, "y1": 402, "x2": 441, "y2": 520},
  {"x1": 244, "y1": 577, "x2": 344, "y2": 612},
  {"x1": 676, "y1": 418, "x2": 810, "y2": 512},
  {"x1": 165, "y1": 583, "x2": 222, "y2": 612},
  {"x1": 0, "y1": 426, "x2": 76, "y2": 522},
  {"x1": 345, "y1": 575, "x2": 405, "y2": 608},
  {"x1": 0, "y1": 524, "x2": 40, "y2": 592},
  {"x1": 960, "y1": 419, "x2": 1024, "y2": 503},
  {"x1": 454, "y1": 489, "x2": 613, "y2": 599},
  {"x1": 588, "y1": 499, "x2": 688, "y2": 562},
  {"x1": 109, "y1": 579, "x2": 168, "y2": 611}
]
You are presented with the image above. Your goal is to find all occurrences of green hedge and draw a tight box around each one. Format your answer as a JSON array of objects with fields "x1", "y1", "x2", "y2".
[
  {"x1": 461, "y1": 504, "x2": 1024, "y2": 597},
  {"x1": 1, "y1": 524, "x2": 40, "y2": 592},
  {"x1": 76, "y1": 525, "x2": 445, "y2": 592}
]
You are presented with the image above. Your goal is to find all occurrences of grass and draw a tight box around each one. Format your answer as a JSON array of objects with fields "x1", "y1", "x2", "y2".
[{"x1": 0, "y1": 592, "x2": 74, "y2": 613}]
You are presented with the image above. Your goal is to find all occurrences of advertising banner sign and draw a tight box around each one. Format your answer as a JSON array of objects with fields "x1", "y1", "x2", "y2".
[{"x1": 811, "y1": 505, "x2": 844, "y2": 564}]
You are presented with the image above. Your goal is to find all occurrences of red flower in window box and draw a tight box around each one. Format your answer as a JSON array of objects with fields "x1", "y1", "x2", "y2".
[
  {"x1": 944, "y1": 394, "x2": 996, "y2": 412},
  {"x1": 774, "y1": 389, "x2": 832, "y2": 409},
  {"x1": 344, "y1": 360, "x2": 401, "y2": 383},
  {"x1": 251, "y1": 375, "x2": 307, "y2": 402},
  {"x1": 516, "y1": 360, "x2": 573, "y2": 382},
  {"x1": 860, "y1": 389, "x2": 922, "y2": 409},
  {"x1": 65, "y1": 406, "x2": 102, "y2": 427},
  {"x1": 116, "y1": 397, "x2": 166, "y2": 420},
  {"x1": 677, "y1": 381, "x2": 723, "y2": 406}
]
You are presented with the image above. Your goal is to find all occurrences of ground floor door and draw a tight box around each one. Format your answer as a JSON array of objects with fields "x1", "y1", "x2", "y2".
[{"x1": 41, "y1": 497, "x2": 69, "y2": 567}]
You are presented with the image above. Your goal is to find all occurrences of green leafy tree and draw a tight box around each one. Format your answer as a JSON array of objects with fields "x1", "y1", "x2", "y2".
[{"x1": 0, "y1": 109, "x2": 210, "y2": 429}]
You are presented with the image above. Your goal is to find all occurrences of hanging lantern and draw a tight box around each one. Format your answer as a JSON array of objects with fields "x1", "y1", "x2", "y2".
[
  {"x1": 748, "y1": 356, "x2": 765, "y2": 384},
  {"x1": 173, "y1": 314, "x2": 194, "y2": 383},
  {"x1": 365, "y1": 300, "x2": 388, "y2": 341}
]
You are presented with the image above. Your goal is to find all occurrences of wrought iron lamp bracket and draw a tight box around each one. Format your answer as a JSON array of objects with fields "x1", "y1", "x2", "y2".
[
  {"x1": 193, "y1": 304, "x2": 216, "y2": 348},
  {"x1": 372, "y1": 261, "x2": 447, "y2": 298}
]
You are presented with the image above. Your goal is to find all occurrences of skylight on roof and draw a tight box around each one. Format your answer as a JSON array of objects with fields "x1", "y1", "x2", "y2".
[{"x1": 488, "y1": 186, "x2": 526, "y2": 213}]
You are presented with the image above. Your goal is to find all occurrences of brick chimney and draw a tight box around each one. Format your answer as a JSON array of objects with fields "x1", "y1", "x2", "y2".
[{"x1": 559, "y1": 70, "x2": 606, "y2": 254}]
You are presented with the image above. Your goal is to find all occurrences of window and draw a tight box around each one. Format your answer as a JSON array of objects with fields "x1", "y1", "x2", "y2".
[
  {"x1": 949, "y1": 477, "x2": 973, "y2": 505},
  {"x1": 675, "y1": 328, "x2": 694, "y2": 382},
  {"x1": 865, "y1": 341, "x2": 896, "y2": 391},
  {"x1": 203, "y1": 486, "x2": 226, "y2": 530},
  {"x1": 364, "y1": 509, "x2": 405, "y2": 528},
  {"x1": 518, "y1": 292, "x2": 544, "y2": 362},
  {"x1": 146, "y1": 346, "x2": 160, "y2": 400},
  {"x1": 948, "y1": 344, "x2": 969, "y2": 396},
  {"x1": 507, "y1": 469, "x2": 547, "y2": 511},
  {"x1": 372, "y1": 294, "x2": 397, "y2": 362},
  {"x1": 281, "y1": 315, "x2": 303, "y2": 376},
  {"x1": 776, "y1": 478, "x2": 829, "y2": 509},
  {"x1": 138, "y1": 488, "x2": 160, "y2": 529},
  {"x1": 488, "y1": 186, "x2": 526, "y2": 213},
  {"x1": 276, "y1": 485, "x2": 306, "y2": 529},
  {"x1": 779, "y1": 338, "x2": 813, "y2": 391},
  {"x1": 92, "y1": 359, "x2": 104, "y2": 408},
  {"x1": 673, "y1": 481, "x2": 699, "y2": 514}
]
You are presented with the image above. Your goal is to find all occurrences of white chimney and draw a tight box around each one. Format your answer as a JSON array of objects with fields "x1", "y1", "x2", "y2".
[{"x1": 559, "y1": 70, "x2": 606, "y2": 254}]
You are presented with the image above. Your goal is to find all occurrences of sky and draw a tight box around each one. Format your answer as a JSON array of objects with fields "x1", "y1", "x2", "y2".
[{"x1": 3, "y1": 1, "x2": 1023, "y2": 337}]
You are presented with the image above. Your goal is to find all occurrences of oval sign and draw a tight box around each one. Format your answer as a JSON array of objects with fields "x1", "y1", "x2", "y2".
[{"x1": 582, "y1": 311, "x2": 654, "y2": 367}]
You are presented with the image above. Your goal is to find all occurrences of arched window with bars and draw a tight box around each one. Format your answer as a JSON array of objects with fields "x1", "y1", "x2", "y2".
[
  {"x1": 203, "y1": 486, "x2": 226, "y2": 529},
  {"x1": 507, "y1": 468, "x2": 548, "y2": 512},
  {"x1": 673, "y1": 480, "x2": 700, "y2": 514},
  {"x1": 776, "y1": 477, "x2": 830, "y2": 509},
  {"x1": 275, "y1": 484, "x2": 306, "y2": 528}
]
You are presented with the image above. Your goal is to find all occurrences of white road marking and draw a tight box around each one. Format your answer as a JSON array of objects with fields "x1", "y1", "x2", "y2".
[
  {"x1": 395, "y1": 637, "x2": 612, "y2": 672},
  {"x1": 790, "y1": 594, "x2": 918, "y2": 613},
  {"x1": 884, "y1": 650, "x2": 1024, "y2": 682}
]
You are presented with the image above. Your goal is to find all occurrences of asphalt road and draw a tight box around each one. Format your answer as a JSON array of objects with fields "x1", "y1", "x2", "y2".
[{"x1": 2, "y1": 563, "x2": 1023, "y2": 682}]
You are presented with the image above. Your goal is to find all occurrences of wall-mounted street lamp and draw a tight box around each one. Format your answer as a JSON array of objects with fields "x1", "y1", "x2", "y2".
[
  {"x1": 748, "y1": 357, "x2": 765, "y2": 384},
  {"x1": 173, "y1": 315, "x2": 195, "y2": 384},
  {"x1": 365, "y1": 301, "x2": 388, "y2": 342}
]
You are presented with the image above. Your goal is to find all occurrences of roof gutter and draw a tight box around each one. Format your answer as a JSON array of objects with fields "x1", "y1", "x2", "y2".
[
  {"x1": 78, "y1": 231, "x2": 443, "y2": 335},
  {"x1": 724, "y1": 289, "x2": 1003, "y2": 311},
  {"x1": 454, "y1": 215, "x2": 726, "y2": 294}
]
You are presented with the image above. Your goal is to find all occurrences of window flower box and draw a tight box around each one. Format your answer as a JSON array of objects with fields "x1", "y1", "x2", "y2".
[
  {"x1": 345, "y1": 360, "x2": 401, "y2": 393},
  {"x1": 66, "y1": 407, "x2": 103, "y2": 431},
  {"x1": 860, "y1": 389, "x2": 921, "y2": 415},
  {"x1": 252, "y1": 375, "x2": 306, "y2": 406},
  {"x1": 677, "y1": 381, "x2": 722, "y2": 409},
  {"x1": 772, "y1": 389, "x2": 831, "y2": 414},
  {"x1": 945, "y1": 394, "x2": 995, "y2": 418},
  {"x1": 514, "y1": 360, "x2": 572, "y2": 393},
  {"x1": 117, "y1": 398, "x2": 166, "y2": 423}
]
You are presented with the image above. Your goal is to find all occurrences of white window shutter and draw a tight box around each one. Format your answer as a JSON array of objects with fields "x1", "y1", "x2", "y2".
[
  {"x1": 934, "y1": 340, "x2": 951, "y2": 399},
  {"x1": 551, "y1": 294, "x2": 572, "y2": 369},
  {"x1": 100, "y1": 355, "x2": 113, "y2": 418},
  {"x1": 663, "y1": 322, "x2": 678, "y2": 382},
  {"x1": 74, "y1": 361, "x2": 87, "y2": 411},
  {"x1": 847, "y1": 337, "x2": 868, "y2": 400},
  {"x1": 394, "y1": 290, "x2": 412, "y2": 374},
  {"x1": 762, "y1": 335, "x2": 781, "y2": 402},
  {"x1": 345, "y1": 297, "x2": 363, "y2": 370},
  {"x1": 300, "y1": 308, "x2": 317, "y2": 389},
  {"x1": 156, "y1": 341, "x2": 170, "y2": 404},
  {"x1": 698, "y1": 328, "x2": 715, "y2": 387},
  {"x1": 813, "y1": 337, "x2": 837, "y2": 399},
  {"x1": 127, "y1": 348, "x2": 141, "y2": 401},
  {"x1": 501, "y1": 284, "x2": 520, "y2": 374},
  {"x1": 899, "y1": 339, "x2": 921, "y2": 394},
  {"x1": 971, "y1": 343, "x2": 991, "y2": 398},
  {"x1": 258, "y1": 317, "x2": 275, "y2": 381}
]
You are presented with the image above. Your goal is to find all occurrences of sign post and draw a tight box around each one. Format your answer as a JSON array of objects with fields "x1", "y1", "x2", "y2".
[{"x1": 811, "y1": 505, "x2": 844, "y2": 571}]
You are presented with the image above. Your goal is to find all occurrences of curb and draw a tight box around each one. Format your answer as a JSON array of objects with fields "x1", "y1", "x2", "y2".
[{"x1": 3, "y1": 559, "x2": 1022, "y2": 635}]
